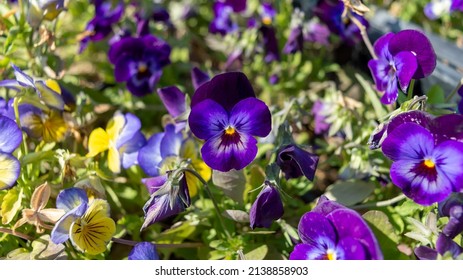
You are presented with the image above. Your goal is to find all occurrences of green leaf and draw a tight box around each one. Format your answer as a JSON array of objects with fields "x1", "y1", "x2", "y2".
[
  {"x1": 1, "y1": 188, "x2": 23, "y2": 224},
  {"x1": 4, "y1": 26, "x2": 19, "y2": 55},
  {"x1": 356, "y1": 73, "x2": 387, "y2": 119},
  {"x1": 324, "y1": 180, "x2": 375, "y2": 206},
  {"x1": 155, "y1": 221, "x2": 197, "y2": 244},
  {"x1": 212, "y1": 169, "x2": 246, "y2": 204},
  {"x1": 426, "y1": 85, "x2": 445, "y2": 104},
  {"x1": 20, "y1": 151, "x2": 55, "y2": 165},
  {"x1": 244, "y1": 244, "x2": 268, "y2": 260},
  {"x1": 363, "y1": 210, "x2": 404, "y2": 260},
  {"x1": 2, "y1": 248, "x2": 30, "y2": 260}
]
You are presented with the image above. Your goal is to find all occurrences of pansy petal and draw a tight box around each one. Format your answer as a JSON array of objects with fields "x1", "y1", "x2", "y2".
[
  {"x1": 142, "y1": 175, "x2": 168, "y2": 195},
  {"x1": 394, "y1": 51, "x2": 418, "y2": 92},
  {"x1": 387, "y1": 111, "x2": 433, "y2": 135},
  {"x1": 0, "y1": 79, "x2": 21, "y2": 91},
  {"x1": 12, "y1": 64, "x2": 34, "y2": 88},
  {"x1": 298, "y1": 212, "x2": 336, "y2": 246},
  {"x1": 191, "y1": 72, "x2": 256, "y2": 111},
  {"x1": 191, "y1": 67, "x2": 210, "y2": 90},
  {"x1": 106, "y1": 113, "x2": 126, "y2": 141},
  {"x1": 381, "y1": 74, "x2": 398, "y2": 105},
  {"x1": 160, "y1": 124, "x2": 183, "y2": 158},
  {"x1": 337, "y1": 237, "x2": 367, "y2": 260},
  {"x1": 126, "y1": 77, "x2": 152, "y2": 97},
  {"x1": 443, "y1": 205, "x2": 463, "y2": 238},
  {"x1": 382, "y1": 123, "x2": 434, "y2": 161},
  {"x1": 373, "y1": 33, "x2": 394, "y2": 58},
  {"x1": 116, "y1": 113, "x2": 142, "y2": 148},
  {"x1": 157, "y1": 86, "x2": 186, "y2": 118},
  {"x1": 311, "y1": 196, "x2": 345, "y2": 216},
  {"x1": 51, "y1": 202, "x2": 88, "y2": 244},
  {"x1": 249, "y1": 184, "x2": 284, "y2": 229},
  {"x1": 56, "y1": 188, "x2": 88, "y2": 212},
  {"x1": 367, "y1": 59, "x2": 390, "y2": 92},
  {"x1": 0, "y1": 153, "x2": 20, "y2": 190},
  {"x1": 128, "y1": 242, "x2": 160, "y2": 260},
  {"x1": 289, "y1": 243, "x2": 326, "y2": 260},
  {"x1": 327, "y1": 209, "x2": 383, "y2": 260},
  {"x1": 141, "y1": 194, "x2": 186, "y2": 230},
  {"x1": 34, "y1": 81, "x2": 65, "y2": 111},
  {"x1": 87, "y1": 128, "x2": 110, "y2": 157},
  {"x1": 276, "y1": 144, "x2": 319, "y2": 181},
  {"x1": 414, "y1": 246, "x2": 438, "y2": 260},
  {"x1": 138, "y1": 132, "x2": 165, "y2": 177},
  {"x1": 388, "y1": 30, "x2": 436, "y2": 79},
  {"x1": 0, "y1": 116, "x2": 23, "y2": 154},
  {"x1": 430, "y1": 114, "x2": 463, "y2": 144},
  {"x1": 188, "y1": 99, "x2": 228, "y2": 140},
  {"x1": 201, "y1": 132, "x2": 257, "y2": 171},
  {"x1": 436, "y1": 234, "x2": 463, "y2": 258},
  {"x1": 108, "y1": 146, "x2": 121, "y2": 173},
  {"x1": 229, "y1": 97, "x2": 272, "y2": 137},
  {"x1": 114, "y1": 55, "x2": 135, "y2": 82},
  {"x1": 433, "y1": 140, "x2": 463, "y2": 192}
]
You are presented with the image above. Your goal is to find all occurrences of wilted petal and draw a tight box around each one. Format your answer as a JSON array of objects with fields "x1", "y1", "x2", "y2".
[
  {"x1": 128, "y1": 242, "x2": 160, "y2": 260},
  {"x1": 388, "y1": 29, "x2": 436, "y2": 79},
  {"x1": 277, "y1": 144, "x2": 319, "y2": 181},
  {"x1": 0, "y1": 116, "x2": 23, "y2": 154},
  {"x1": 191, "y1": 72, "x2": 256, "y2": 111},
  {"x1": 249, "y1": 184, "x2": 284, "y2": 229}
]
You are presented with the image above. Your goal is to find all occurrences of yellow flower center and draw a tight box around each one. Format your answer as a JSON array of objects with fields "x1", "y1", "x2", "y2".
[
  {"x1": 225, "y1": 126, "x2": 236, "y2": 135},
  {"x1": 423, "y1": 159, "x2": 435, "y2": 169},
  {"x1": 138, "y1": 63, "x2": 148, "y2": 73},
  {"x1": 262, "y1": 17, "x2": 272, "y2": 25},
  {"x1": 326, "y1": 249, "x2": 337, "y2": 260}
]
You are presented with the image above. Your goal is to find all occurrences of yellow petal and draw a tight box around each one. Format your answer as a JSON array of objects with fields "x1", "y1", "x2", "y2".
[
  {"x1": 70, "y1": 199, "x2": 115, "y2": 255},
  {"x1": 192, "y1": 159, "x2": 212, "y2": 182},
  {"x1": 21, "y1": 113, "x2": 43, "y2": 139},
  {"x1": 87, "y1": 128, "x2": 110, "y2": 157},
  {"x1": 106, "y1": 114, "x2": 125, "y2": 141},
  {"x1": 180, "y1": 138, "x2": 196, "y2": 160},
  {"x1": 42, "y1": 111, "x2": 67, "y2": 142},
  {"x1": 108, "y1": 146, "x2": 121, "y2": 174},
  {"x1": 0, "y1": 153, "x2": 20, "y2": 190},
  {"x1": 44, "y1": 79, "x2": 62, "y2": 94},
  {"x1": 185, "y1": 171, "x2": 198, "y2": 197}
]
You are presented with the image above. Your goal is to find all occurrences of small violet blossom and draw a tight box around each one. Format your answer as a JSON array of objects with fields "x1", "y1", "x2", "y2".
[
  {"x1": 188, "y1": 72, "x2": 272, "y2": 172},
  {"x1": 210, "y1": 2, "x2": 238, "y2": 35},
  {"x1": 438, "y1": 193, "x2": 463, "y2": 238},
  {"x1": 290, "y1": 196, "x2": 383, "y2": 260},
  {"x1": 368, "y1": 30, "x2": 436, "y2": 104},
  {"x1": 108, "y1": 35, "x2": 171, "y2": 96},
  {"x1": 415, "y1": 234, "x2": 463, "y2": 260},
  {"x1": 276, "y1": 144, "x2": 319, "y2": 181},
  {"x1": 382, "y1": 122, "x2": 463, "y2": 205},
  {"x1": 0, "y1": 116, "x2": 22, "y2": 190},
  {"x1": 128, "y1": 242, "x2": 160, "y2": 260},
  {"x1": 249, "y1": 181, "x2": 284, "y2": 229},
  {"x1": 424, "y1": 0, "x2": 463, "y2": 19}
]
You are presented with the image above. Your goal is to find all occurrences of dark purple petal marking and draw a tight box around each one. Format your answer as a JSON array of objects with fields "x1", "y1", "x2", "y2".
[{"x1": 229, "y1": 97, "x2": 272, "y2": 137}]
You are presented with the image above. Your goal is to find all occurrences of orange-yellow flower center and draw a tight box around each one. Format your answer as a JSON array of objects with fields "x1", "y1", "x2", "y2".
[
  {"x1": 262, "y1": 17, "x2": 272, "y2": 25},
  {"x1": 225, "y1": 126, "x2": 236, "y2": 135},
  {"x1": 325, "y1": 249, "x2": 337, "y2": 260},
  {"x1": 423, "y1": 159, "x2": 435, "y2": 169},
  {"x1": 138, "y1": 63, "x2": 148, "y2": 73}
]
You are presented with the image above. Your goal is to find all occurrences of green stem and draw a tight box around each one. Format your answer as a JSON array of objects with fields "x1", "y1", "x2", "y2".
[
  {"x1": 13, "y1": 97, "x2": 28, "y2": 157},
  {"x1": 407, "y1": 79, "x2": 415, "y2": 100},
  {"x1": 111, "y1": 238, "x2": 203, "y2": 249},
  {"x1": 183, "y1": 168, "x2": 232, "y2": 239},
  {"x1": 445, "y1": 78, "x2": 463, "y2": 103},
  {"x1": 351, "y1": 194, "x2": 407, "y2": 210}
]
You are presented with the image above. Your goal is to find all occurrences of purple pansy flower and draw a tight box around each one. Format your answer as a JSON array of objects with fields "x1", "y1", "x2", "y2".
[
  {"x1": 277, "y1": 144, "x2": 319, "y2": 181},
  {"x1": 289, "y1": 196, "x2": 383, "y2": 260},
  {"x1": 425, "y1": 0, "x2": 463, "y2": 19},
  {"x1": 141, "y1": 174, "x2": 190, "y2": 230},
  {"x1": 0, "y1": 116, "x2": 22, "y2": 190},
  {"x1": 108, "y1": 35, "x2": 171, "y2": 96},
  {"x1": 157, "y1": 87, "x2": 188, "y2": 133},
  {"x1": 438, "y1": 193, "x2": 463, "y2": 238},
  {"x1": 79, "y1": 0, "x2": 124, "y2": 53},
  {"x1": 249, "y1": 182, "x2": 284, "y2": 229},
  {"x1": 303, "y1": 21, "x2": 330, "y2": 46},
  {"x1": 368, "y1": 33, "x2": 418, "y2": 104},
  {"x1": 128, "y1": 242, "x2": 160, "y2": 260},
  {"x1": 382, "y1": 122, "x2": 463, "y2": 205},
  {"x1": 415, "y1": 233, "x2": 463, "y2": 260},
  {"x1": 314, "y1": 0, "x2": 368, "y2": 45},
  {"x1": 312, "y1": 100, "x2": 330, "y2": 135},
  {"x1": 260, "y1": 2, "x2": 277, "y2": 25},
  {"x1": 189, "y1": 72, "x2": 272, "y2": 172},
  {"x1": 283, "y1": 25, "x2": 304, "y2": 54},
  {"x1": 210, "y1": 2, "x2": 238, "y2": 35}
]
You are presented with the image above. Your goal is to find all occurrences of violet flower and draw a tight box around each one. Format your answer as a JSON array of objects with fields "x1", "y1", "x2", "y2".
[
  {"x1": 289, "y1": 196, "x2": 383, "y2": 260},
  {"x1": 188, "y1": 72, "x2": 272, "y2": 172},
  {"x1": 128, "y1": 242, "x2": 160, "y2": 260},
  {"x1": 210, "y1": 2, "x2": 238, "y2": 35},
  {"x1": 249, "y1": 182, "x2": 284, "y2": 229},
  {"x1": 141, "y1": 174, "x2": 190, "y2": 230},
  {"x1": 382, "y1": 122, "x2": 463, "y2": 205},
  {"x1": 303, "y1": 21, "x2": 330, "y2": 46},
  {"x1": 314, "y1": 0, "x2": 368, "y2": 45},
  {"x1": 283, "y1": 25, "x2": 304, "y2": 54},
  {"x1": 368, "y1": 33, "x2": 417, "y2": 104},
  {"x1": 312, "y1": 100, "x2": 330, "y2": 135},
  {"x1": 424, "y1": 0, "x2": 463, "y2": 19},
  {"x1": 260, "y1": 25, "x2": 281, "y2": 63},
  {"x1": 438, "y1": 194, "x2": 463, "y2": 238},
  {"x1": 415, "y1": 234, "x2": 463, "y2": 260},
  {"x1": 79, "y1": 0, "x2": 124, "y2": 53},
  {"x1": 108, "y1": 35, "x2": 171, "y2": 96},
  {"x1": 277, "y1": 144, "x2": 319, "y2": 181}
]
